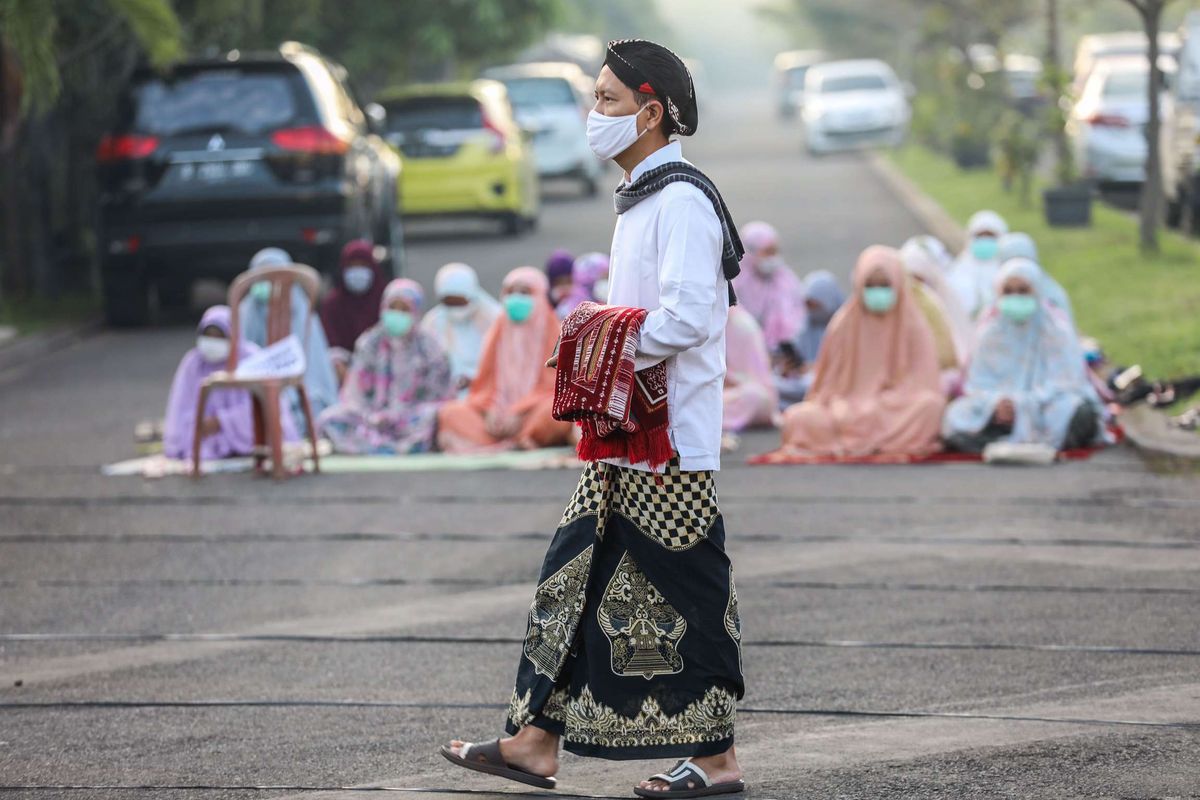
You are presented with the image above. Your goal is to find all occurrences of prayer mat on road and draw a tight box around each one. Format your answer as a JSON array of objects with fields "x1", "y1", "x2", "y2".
[
  {"x1": 747, "y1": 446, "x2": 1105, "y2": 466},
  {"x1": 102, "y1": 448, "x2": 580, "y2": 477}
]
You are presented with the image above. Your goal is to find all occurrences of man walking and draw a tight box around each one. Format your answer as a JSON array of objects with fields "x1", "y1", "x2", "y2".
[{"x1": 442, "y1": 39, "x2": 746, "y2": 798}]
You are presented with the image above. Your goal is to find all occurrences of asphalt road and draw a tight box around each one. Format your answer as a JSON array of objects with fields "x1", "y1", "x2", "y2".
[{"x1": 1, "y1": 97, "x2": 1198, "y2": 799}]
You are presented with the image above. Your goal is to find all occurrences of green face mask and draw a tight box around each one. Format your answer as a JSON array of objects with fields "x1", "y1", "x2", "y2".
[
  {"x1": 504, "y1": 293, "x2": 536, "y2": 323},
  {"x1": 250, "y1": 281, "x2": 272, "y2": 303},
  {"x1": 999, "y1": 293, "x2": 1038, "y2": 323},
  {"x1": 381, "y1": 309, "x2": 414, "y2": 337},
  {"x1": 862, "y1": 286, "x2": 897, "y2": 314}
]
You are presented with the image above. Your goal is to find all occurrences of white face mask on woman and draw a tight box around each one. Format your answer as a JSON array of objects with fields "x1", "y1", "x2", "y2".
[
  {"x1": 342, "y1": 265, "x2": 374, "y2": 295},
  {"x1": 196, "y1": 335, "x2": 230, "y2": 364},
  {"x1": 586, "y1": 104, "x2": 651, "y2": 161}
]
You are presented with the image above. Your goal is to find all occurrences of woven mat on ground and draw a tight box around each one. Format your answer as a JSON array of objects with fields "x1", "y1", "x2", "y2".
[
  {"x1": 747, "y1": 446, "x2": 1105, "y2": 466},
  {"x1": 102, "y1": 448, "x2": 580, "y2": 478}
]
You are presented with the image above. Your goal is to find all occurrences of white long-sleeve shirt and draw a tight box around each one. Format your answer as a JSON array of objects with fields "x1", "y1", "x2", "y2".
[{"x1": 603, "y1": 141, "x2": 727, "y2": 472}]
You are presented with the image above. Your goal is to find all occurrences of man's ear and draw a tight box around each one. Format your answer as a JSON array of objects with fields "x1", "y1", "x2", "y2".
[{"x1": 644, "y1": 100, "x2": 665, "y2": 133}]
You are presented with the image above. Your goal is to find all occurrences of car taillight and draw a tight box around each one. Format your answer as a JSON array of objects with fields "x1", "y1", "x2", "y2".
[
  {"x1": 96, "y1": 134, "x2": 159, "y2": 162},
  {"x1": 480, "y1": 106, "x2": 507, "y2": 155},
  {"x1": 271, "y1": 125, "x2": 350, "y2": 155},
  {"x1": 1087, "y1": 113, "x2": 1132, "y2": 129}
]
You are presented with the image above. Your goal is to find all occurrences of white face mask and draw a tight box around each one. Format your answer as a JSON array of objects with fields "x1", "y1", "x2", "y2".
[
  {"x1": 196, "y1": 335, "x2": 230, "y2": 364},
  {"x1": 445, "y1": 304, "x2": 474, "y2": 323},
  {"x1": 756, "y1": 256, "x2": 783, "y2": 276},
  {"x1": 592, "y1": 278, "x2": 610, "y2": 303},
  {"x1": 586, "y1": 104, "x2": 651, "y2": 161},
  {"x1": 343, "y1": 265, "x2": 374, "y2": 295}
]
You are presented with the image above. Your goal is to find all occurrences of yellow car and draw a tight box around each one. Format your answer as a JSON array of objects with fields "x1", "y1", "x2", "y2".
[{"x1": 379, "y1": 80, "x2": 540, "y2": 235}]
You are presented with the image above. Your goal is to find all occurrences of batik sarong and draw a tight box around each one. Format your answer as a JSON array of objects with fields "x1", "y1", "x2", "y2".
[{"x1": 506, "y1": 459, "x2": 745, "y2": 760}]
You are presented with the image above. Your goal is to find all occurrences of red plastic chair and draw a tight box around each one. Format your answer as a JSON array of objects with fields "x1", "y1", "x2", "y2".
[{"x1": 192, "y1": 263, "x2": 322, "y2": 479}]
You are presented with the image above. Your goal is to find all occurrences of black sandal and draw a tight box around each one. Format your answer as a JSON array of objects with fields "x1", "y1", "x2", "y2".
[
  {"x1": 633, "y1": 760, "x2": 745, "y2": 799},
  {"x1": 439, "y1": 739, "x2": 557, "y2": 790}
]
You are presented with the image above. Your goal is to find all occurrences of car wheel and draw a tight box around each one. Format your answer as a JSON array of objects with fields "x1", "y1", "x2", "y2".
[
  {"x1": 102, "y1": 266, "x2": 153, "y2": 327},
  {"x1": 1166, "y1": 191, "x2": 1183, "y2": 229},
  {"x1": 501, "y1": 212, "x2": 523, "y2": 236}
]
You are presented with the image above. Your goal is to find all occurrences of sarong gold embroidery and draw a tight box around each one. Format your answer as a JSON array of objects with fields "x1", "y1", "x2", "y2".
[
  {"x1": 599, "y1": 551, "x2": 686, "y2": 679},
  {"x1": 524, "y1": 546, "x2": 593, "y2": 677},
  {"x1": 560, "y1": 685, "x2": 736, "y2": 748}
]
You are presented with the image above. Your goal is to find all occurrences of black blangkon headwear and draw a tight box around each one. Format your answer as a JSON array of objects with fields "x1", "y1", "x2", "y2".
[{"x1": 604, "y1": 38, "x2": 698, "y2": 136}]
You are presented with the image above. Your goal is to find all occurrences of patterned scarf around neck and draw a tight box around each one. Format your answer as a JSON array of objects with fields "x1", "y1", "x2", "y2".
[{"x1": 614, "y1": 161, "x2": 744, "y2": 305}]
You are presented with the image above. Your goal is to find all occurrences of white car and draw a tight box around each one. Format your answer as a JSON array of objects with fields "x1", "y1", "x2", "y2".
[
  {"x1": 774, "y1": 49, "x2": 826, "y2": 118},
  {"x1": 482, "y1": 62, "x2": 602, "y2": 195},
  {"x1": 802, "y1": 60, "x2": 910, "y2": 155},
  {"x1": 1071, "y1": 31, "x2": 1180, "y2": 99},
  {"x1": 1068, "y1": 55, "x2": 1175, "y2": 185}
]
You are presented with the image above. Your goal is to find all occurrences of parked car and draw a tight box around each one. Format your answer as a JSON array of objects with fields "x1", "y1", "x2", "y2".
[
  {"x1": 802, "y1": 60, "x2": 910, "y2": 155},
  {"x1": 1072, "y1": 31, "x2": 1180, "y2": 98},
  {"x1": 379, "y1": 80, "x2": 539, "y2": 235},
  {"x1": 1162, "y1": 11, "x2": 1200, "y2": 228},
  {"x1": 96, "y1": 42, "x2": 401, "y2": 326},
  {"x1": 481, "y1": 62, "x2": 601, "y2": 195},
  {"x1": 1068, "y1": 55, "x2": 1175, "y2": 186},
  {"x1": 774, "y1": 50, "x2": 826, "y2": 118}
]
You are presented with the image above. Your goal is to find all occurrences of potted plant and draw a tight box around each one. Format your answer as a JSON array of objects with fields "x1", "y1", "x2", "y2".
[
  {"x1": 1041, "y1": 0, "x2": 1093, "y2": 227},
  {"x1": 951, "y1": 121, "x2": 992, "y2": 169}
]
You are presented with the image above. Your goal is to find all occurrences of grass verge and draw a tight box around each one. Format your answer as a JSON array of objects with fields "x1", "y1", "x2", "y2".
[
  {"x1": 0, "y1": 292, "x2": 98, "y2": 337},
  {"x1": 889, "y1": 145, "x2": 1200, "y2": 380}
]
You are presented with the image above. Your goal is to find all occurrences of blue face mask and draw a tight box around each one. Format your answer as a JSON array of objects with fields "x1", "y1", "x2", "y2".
[
  {"x1": 381, "y1": 309, "x2": 414, "y2": 337},
  {"x1": 862, "y1": 286, "x2": 897, "y2": 314},
  {"x1": 250, "y1": 281, "x2": 272, "y2": 304},
  {"x1": 504, "y1": 293, "x2": 536, "y2": 323},
  {"x1": 971, "y1": 237, "x2": 999, "y2": 262},
  {"x1": 998, "y1": 293, "x2": 1038, "y2": 323}
]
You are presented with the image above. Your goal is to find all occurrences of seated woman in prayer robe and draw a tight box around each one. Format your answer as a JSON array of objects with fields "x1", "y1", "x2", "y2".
[
  {"x1": 774, "y1": 270, "x2": 845, "y2": 407},
  {"x1": 949, "y1": 210, "x2": 1009, "y2": 320},
  {"x1": 238, "y1": 247, "x2": 340, "y2": 425},
  {"x1": 731, "y1": 220, "x2": 807, "y2": 351},
  {"x1": 555, "y1": 252, "x2": 611, "y2": 318},
  {"x1": 943, "y1": 258, "x2": 1103, "y2": 454},
  {"x1": 997, "y1": 231, "x2": 1076, "y2": 332},
  {"x1": 723, "y1": 305, "x2": 778, "y2": 431},
  {"x1": 420, "y1": 262, "x2": 501, "y2": 396},
  {"x1": 163, "y1": 305, "x2": 296, "y2": 460},
  {"x1": 319, "y1": 279, "x2": 454, "y2": 455},
  {"x1": 436, "y1": 267, "x2": 573, "y2": 453},
  {"x1": 319, "y1": 239, "x2": 388, "y2": 353},
  {"x1": 544, "y1": 248, "x2": 575, "y2": 311},
  {"x1": 779, "y1": 246, "x2": 946, "y2": 458}
]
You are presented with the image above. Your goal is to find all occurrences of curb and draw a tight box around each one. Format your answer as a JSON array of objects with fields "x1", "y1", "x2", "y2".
[
  {"x1": 1119, "y1": 405, "x2": 1200, "y2": 466},
  {"x1": 0, "y1": 319, "x2": 103, "y2": 376},
  {"x1": 868, "y1": 150, "x2": 1200, "y2": 465},
  {"x1": 866, "y1": 151, "x2": 967, "y2": 252}
]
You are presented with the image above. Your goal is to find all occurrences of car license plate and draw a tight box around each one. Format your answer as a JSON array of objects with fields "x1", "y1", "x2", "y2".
[{"x1": 181, "y1": 160, "x2": 254, "y2": 182}]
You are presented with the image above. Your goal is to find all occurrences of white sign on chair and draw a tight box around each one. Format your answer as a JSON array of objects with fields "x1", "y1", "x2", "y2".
[{"x1": 234, "y1": 335, "x2": 307, "y2": 380}]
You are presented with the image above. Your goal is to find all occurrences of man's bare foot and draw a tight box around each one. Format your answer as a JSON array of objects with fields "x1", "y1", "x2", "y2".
[
  {"x1": 637, "y1": 746, "x2": 742, "y2": 793},
  {"x1": 447, "y1": 726, "x2": 560, "y2": 779}
]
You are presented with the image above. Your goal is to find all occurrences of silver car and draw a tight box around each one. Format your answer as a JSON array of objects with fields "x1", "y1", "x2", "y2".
[
  {"x1": 1068, "y1": 55, "x2": 1175, "y2": 185},
  {"x1": 482, "y1": 62, "x2": 602, "y2": 196}
]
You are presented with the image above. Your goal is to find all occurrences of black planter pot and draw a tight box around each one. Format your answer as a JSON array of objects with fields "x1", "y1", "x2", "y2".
[
  {"x1": 1043, "y1": 183, "x2": 1093, "y2": 227},
  {"x1": 951, "y1": 139, "x2": 991, "y2": 170}
]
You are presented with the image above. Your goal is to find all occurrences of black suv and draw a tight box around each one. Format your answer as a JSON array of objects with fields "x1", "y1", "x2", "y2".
[{"x1": 97, "y1": 42, "x2": 402, "y2": 325}]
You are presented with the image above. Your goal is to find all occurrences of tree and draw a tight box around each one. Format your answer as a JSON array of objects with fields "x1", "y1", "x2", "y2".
[
  {"x1": 1119, "y1": 0, "x2": 1180, "y2": 253},
  {"x1": 0, "y1": 0, "x2": 181, "y2": 301}
]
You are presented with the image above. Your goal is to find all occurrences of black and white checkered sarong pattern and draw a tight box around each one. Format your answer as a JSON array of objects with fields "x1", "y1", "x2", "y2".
[
  {"x1": 612, "y1": 464, "x2": 718, "y2": 551},
  {"x1": 559, "y1": 461, "x2": 720, "y2": 551}
]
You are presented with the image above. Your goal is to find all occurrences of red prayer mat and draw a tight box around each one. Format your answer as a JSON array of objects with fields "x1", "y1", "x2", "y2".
[
  {"x1": 748, "y1": 446, "x2": 1107, "y2": 466},
  {"x1": 553, "y1": 302, "x2": 672, "y2": 469}
]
